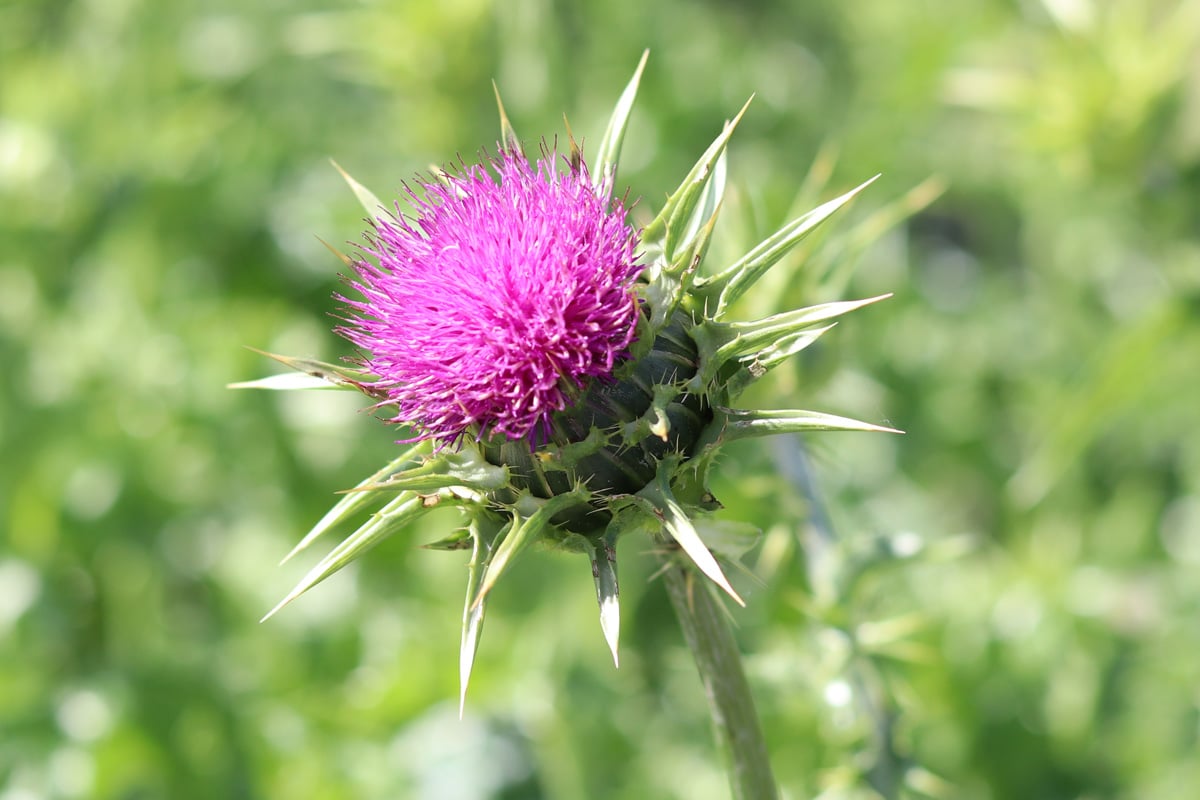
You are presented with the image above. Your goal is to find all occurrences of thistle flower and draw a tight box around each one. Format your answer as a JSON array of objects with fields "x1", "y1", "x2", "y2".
[
  {"x1": 338, "y1": 149, "x2": 641, "y2": 445},
  {"x1": 236, "y1": 53, "x2": 897, "y2": 720}
]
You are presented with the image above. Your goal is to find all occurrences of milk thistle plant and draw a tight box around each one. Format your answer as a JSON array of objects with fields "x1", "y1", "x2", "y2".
[{"x1": 238, "y1": 53, "x2": 895, "y2": 799}]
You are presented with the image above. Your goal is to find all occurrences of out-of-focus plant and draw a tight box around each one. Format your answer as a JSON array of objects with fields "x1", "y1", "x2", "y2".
[{"x1": 9, "y1": 1, "x2": 1199, "y2": 797}]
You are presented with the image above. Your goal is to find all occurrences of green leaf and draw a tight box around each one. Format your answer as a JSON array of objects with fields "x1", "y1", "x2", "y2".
[
  {"x1": 677, "y1": 147, "x2": 726, "y2": 261},
  {"x1": 641, "y1": 98, "x2": 752, "y2": 265},
  {"x1": 691, "y1": 294, "x2": 892, "y2": 389},
  {"x1": 726, "y1": 323, "x2": 838, "y2": 398},
  {"x1": 637, "y1": 459, "x2": 744, "y2": 606},
  {"x1": 346, "y1": 445, "x2": 509, "y2": 494},
  {"x1": 332, "y1": 159, "x2": 387, "y2": 221},
  {"x1": 706, "y1": 408, "x2": 903, "y2": 449},
  {"x1": 226, "y1": 373, "x2": 346, "y2": 391},
  {"x1": 695, "y1": 175, "x2": 879, "y2": 317},
  {"x1": 280, "y1": 445, "x2": 428, "y2": 564},
  {"x1": 586, "y1": 531, "x2": 621, "y2": 667},
  {"x1": 459, "y1": 513, "x2": 508, "y2": 716},
  {"x1": 632, "y1": 102, "x2": 747, "y2": 355},
  {"x1": 233, "y1": 348, "x2": 382, "y2": 396},
  {"x1": 262, "y1": 493, "x2": 434, "y2": 621},
  {"x1": 592, "y1": 49, "x2": 649, "y2": 190},
  {"x1": 472, "y1": 487, "x2": 592, "y2": 608},
  {"x1": 652, "y1": 199, "x2": 722, "y2": 329}
]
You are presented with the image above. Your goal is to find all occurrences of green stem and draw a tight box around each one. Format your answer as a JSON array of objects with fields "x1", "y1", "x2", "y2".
[{"x1": 662, "y1": 560, "x2": 778, "y2": 800}]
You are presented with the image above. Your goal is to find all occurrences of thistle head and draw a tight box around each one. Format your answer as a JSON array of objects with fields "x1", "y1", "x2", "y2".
[
  {"x1": 238, "y1": 52, "x2": 899, "y2": 709},
  {"x1": 338, "y1": 149, "x2": 641, "y2": 445}
]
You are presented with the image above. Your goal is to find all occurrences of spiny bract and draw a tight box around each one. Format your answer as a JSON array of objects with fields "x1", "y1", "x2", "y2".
[{"x1": 237, "y1": 52, "x2": 897, "y2": 712}]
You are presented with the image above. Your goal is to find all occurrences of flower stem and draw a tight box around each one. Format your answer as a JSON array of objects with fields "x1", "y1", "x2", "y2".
[{"x1": 662, "y1": 560, "x2": 778, "y2": 800}]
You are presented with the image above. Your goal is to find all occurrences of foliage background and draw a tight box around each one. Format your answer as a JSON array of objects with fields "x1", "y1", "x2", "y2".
[{"x1": 3, "y1": 0, "x2": 1199, "y2": 798}]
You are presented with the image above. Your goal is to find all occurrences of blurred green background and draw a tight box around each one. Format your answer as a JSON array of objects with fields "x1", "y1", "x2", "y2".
[{"x1": 3, "y1": 0, "x2": 1200, "y2": 798}]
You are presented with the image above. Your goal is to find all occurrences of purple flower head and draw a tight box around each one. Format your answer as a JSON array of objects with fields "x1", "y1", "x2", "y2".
[{"x1": 338, "y1": 149, "x2": 642, "y2": 445}]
